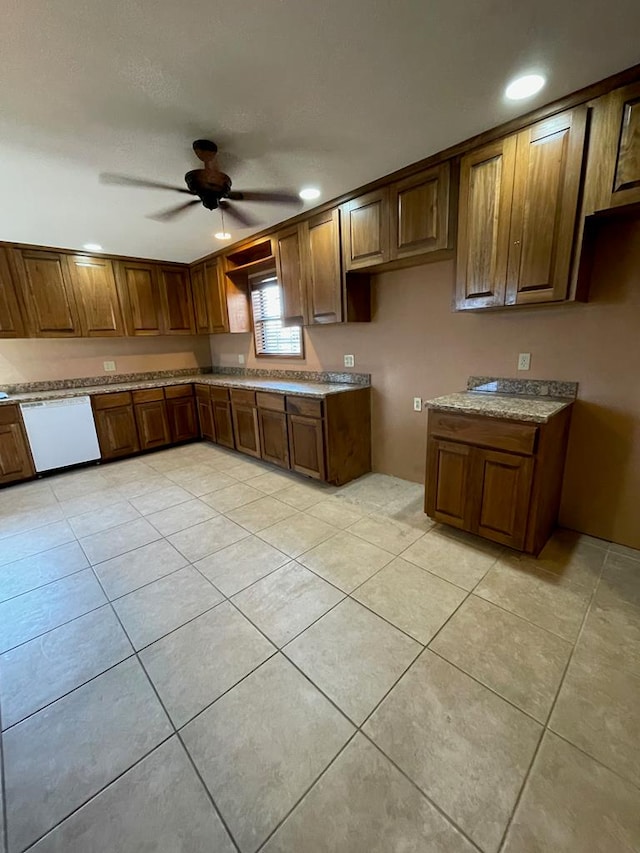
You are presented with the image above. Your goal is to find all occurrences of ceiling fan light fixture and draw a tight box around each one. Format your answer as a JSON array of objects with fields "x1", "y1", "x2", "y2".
[
  {"x1": 299, "y1": 187, "x2": 321, "y2": 201},
  {"x1": 505, "y1": 73, "x2": 546, "y2": 100},
  {"x1": 214, "y1": 231, "x2": 232, "y2": 241},
  {"x1": 82, "y1": 242, "x2": 103, "y2": 252}
]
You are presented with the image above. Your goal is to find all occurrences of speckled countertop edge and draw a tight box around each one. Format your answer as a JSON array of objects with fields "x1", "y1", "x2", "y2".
[{"x1": 426, "y1": 392, "x2": 573, "y2": 423}]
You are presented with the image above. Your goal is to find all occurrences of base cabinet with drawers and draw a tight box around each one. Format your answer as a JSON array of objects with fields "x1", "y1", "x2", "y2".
[
  {"x1": 425, "y1": 407, "x2": 572, "y2": 554},
  {"x1": 0, "y1": 406, "x2": 35, "y2": 485}
]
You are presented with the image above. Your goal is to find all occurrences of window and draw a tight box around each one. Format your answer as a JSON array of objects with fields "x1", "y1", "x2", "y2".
[{"x1": 250, "y1": 272, "x2": 303, "y2": 357}]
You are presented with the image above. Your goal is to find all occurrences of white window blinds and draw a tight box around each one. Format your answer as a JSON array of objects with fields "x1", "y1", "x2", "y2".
[{"x1": 250, "y1": 276, "x2": 302, "y2": 357}]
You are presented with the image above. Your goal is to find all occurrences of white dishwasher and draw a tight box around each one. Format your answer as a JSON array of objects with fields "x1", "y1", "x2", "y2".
[{"x1": 20, "y1": 396, "x2": 101, "y2": 472}]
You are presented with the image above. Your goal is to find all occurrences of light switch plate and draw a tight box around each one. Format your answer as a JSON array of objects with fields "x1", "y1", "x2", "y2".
[
  {"x1": 103, "y1": 361, "x2": 116, "y2": 372},
  {"x1": 344, "y1": 354, "x2": 355, "y2": 368},
  {"x1": 518, "y1": 353, "x2": 531, "y2": 371},
  {"x1": 238, "y1": 354, "x2": 245, "y2": 365},
  {"x1": 413, "y1": 397, "x2": 423, "y2": 412}
]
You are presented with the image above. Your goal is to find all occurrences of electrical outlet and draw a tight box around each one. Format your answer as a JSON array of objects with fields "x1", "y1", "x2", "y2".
[
  {"x1": 238, "y1": 354, "x2": 245, "y2": 365},
  {"x1": 103, "y1": 360, "x2": 116, "y2": 372},
  {"x1": 413, "y1": 397, "x2": 423, "y2": 412},
  {"x1": 344, "y1": 354, "x2": 355, "y2": 368},
  {"x1": 517, "y1": 353, "x2": 531, "y2": 371}
]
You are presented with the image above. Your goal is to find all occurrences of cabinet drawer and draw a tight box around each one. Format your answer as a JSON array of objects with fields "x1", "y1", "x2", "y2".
[
  {"x1": 132, "y1": 388, "x2": 164, "y2": 404},
  {"x1": 230, "y1": 388, "x2": 257, "y2": 406},
  {"x1": 286, "y1": 396, "x2": 323, "y2": 418},
  {"x1": 256, "y1": 391, "x2": 285, "y2": 412},
  {"x1": 164, "y1": 384, "x2": 193, "y2": 399},
  {"x1": 195, "y1": 384, "x2": 211, "y2": 399},
  {"x1": 429, "y1": 411, "x2": 537, "y2": 455},
  {"x1": 92, "y1": 392, "x2": 132, "y2": 410},
  {"x1": 210, "y1": 387, "x2": 230, "y2": 402}
]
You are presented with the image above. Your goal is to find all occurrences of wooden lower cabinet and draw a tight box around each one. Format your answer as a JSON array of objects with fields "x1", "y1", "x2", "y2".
[
  {"x1": 473, "y1": 448, "x2": 534, "y2": 549},
  {"x1": 0, "y1": 406, "x2": 34, "y2": 485},
  {"x1": 232, "y1": 404, "x2": 261, "y2": 459},
  {"x1": 426, "y1": 439, "x2": 473, "y2": 531},
  {"x1": 212, "y1": 400, "x2": 234, "y2": 448},
  {"x1": 258, "y1": 409, "x2": 290, "y2": 469},
  {"x1": 288, "y1": 414, "x2": 325, "y2": 480},
  {"x1": 196, "y1": 385, "x2": 215, "y2": 442},
  {"x1": 166, "y1": 392, "x2": 198, "y2": 443},
  {"x1": 133, "y1": 395, "x2": 171, "y2": 451},
  {"x1": 92, "y1": 393, "x2": 140, "y2": 460}
]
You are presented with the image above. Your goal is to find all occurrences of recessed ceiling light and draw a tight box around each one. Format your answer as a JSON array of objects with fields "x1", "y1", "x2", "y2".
[
  {"x1": 505, "y1": 74, "x2": 546, "y2": 101},
  {"x1": 214, "y1": 232, "x2": 232, "y2": 241},
  {"x1": 82, "y1": 242, "x2": 103, "y2": 252},
  {"x1": 299, "y1": 187, "x2": 321, "y2": 201}
]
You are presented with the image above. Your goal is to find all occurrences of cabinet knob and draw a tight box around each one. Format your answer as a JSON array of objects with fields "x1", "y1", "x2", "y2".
[{"x1": 514, "y1": 240, "x2": 521, "y2": 245}]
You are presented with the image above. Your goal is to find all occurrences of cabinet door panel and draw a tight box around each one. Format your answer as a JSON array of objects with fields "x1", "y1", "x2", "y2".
[
  {"x1": 167, "y1": 396, "x2": 198, "y2": 443},
  {"x1": 68, "y1": 255, "x2": 124, "y2": 336},
  {"x1": 190, "y1": 264, "x2": 210, "y2": 334},
  {"x1": 305, "y1": 209, "x2": 343, "y2": 324},
  {"x1": 232, "y1": 404, "x2": 261, "y2": 458},
  {"x1": 15, "y1": 249, "x2": 81, "y2": 336},
  {"x1": 275, "y1": 225, "x2": 307, "y2": 326},
  {"x1": 473, "y1": 449, "x2": 533, "y2": 549},
  {"x1": 341, "y1": 189, "x2": 389, "y2": 270},
  {"x1": 115, "y1": 262, "x2": 162, "y2": 335},
  {"x1": 456, "y1": 137, "x2": 517, "y2": 310},
  {"x1": 94, "y1": 406, "x2": 140, "y2": 460},
  {"x1": 212, "y1": 400, "x2": 234, "y2": 448},
  {"x1": 425, "y1": 439, "x2": 473, "y2": 529},
  {"x1": 158, "y1": 267, "x2": 195, "y2": 334},
  {"x1": 390, "y1": 163, "x2": 451, "y2": 259},
  {"x1": 612, "y1": 82, "x2": 640, "y2": 206},
  {"x1": 191, "y1": 261, "x2": 229, "y2": 334},
  {"x1": 506, "y1": 107, "x2": 587, "y2": 305},
  {"x1": 258, "y1": 409, "x2": 290, "y2": 469},
  {"x1": 0, "y1": 413, "x2": 34, "y2": 484},
  {"x1": 288, "y1": 414, "x2": 325, "y2": 480},
  {"x1": 135, "y1": 400, "x2": 171, "y2": 450},
  {"x1": 197, "y1": 395, "x2": 215, "y2": 442},
  {"x1": 0, "y1": 247, "x2": 26, "y2": 338}
]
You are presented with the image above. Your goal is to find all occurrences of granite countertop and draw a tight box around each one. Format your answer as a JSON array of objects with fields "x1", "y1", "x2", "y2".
[
  {"x1": 0, "y1": 374, "x2": 364, "y2": 407},
  {"x1": 426, "y1": 391, "x2": 573, "y2": 423}
]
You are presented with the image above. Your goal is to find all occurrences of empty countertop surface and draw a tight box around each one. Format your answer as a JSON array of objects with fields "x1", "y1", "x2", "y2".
[{"x1": 426, "y1": 391, "x2": 573, "y2": 423}]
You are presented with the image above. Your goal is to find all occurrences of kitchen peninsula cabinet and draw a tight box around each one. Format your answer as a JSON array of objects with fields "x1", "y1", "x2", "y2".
[
  {"x1": 0, "y1": 406, "x2": 34, "y2": 485},
  {"x1": 0, "y1": 247, "x2": 26, "y2": 338}
]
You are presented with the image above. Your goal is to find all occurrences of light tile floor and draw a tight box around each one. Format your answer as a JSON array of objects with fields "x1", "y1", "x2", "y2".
[{"x1": 0, "y1": 442, "x2": 638, "y2": 852}]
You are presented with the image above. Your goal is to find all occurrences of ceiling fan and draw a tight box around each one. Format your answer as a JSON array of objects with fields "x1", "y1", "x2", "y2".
[{"x1": 100, "y1": 139, "x2": 301, "y2": 228}]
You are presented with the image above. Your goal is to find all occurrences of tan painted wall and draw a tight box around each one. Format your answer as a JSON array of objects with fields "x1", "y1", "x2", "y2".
[
  {"x1": 210, "y1": 216, "x2": 640, "y2": 549},
  {"x1": 0, "y1": 335, "x2": 212, "y2": 384}
]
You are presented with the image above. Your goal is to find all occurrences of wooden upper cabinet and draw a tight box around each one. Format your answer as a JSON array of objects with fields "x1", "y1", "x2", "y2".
[
  {"x1": 0, "y1": 247, "x2": 26, "y2": 338},
  {"x1": 505, "y1": 107, "x2": 588, "y2": 305},
  {"x1": 14, "y1": 249, "x2": 81, "y2": 336},
  {"x1": 275, "y1": 224, "x2": 307, "y2": 327},
  {"x1": 115, "y1": 261, "x2": 163, "y2": 335},
  {"x1": 341, "y1": 188, "x2": 390, "y2": 271},
  {"x1": 456, "y1": 136, "x2": 517, "y2": 310},
  {"x1": 612, "y1": 82, "x2": 640, "y2": 206},
  {"x1": 68, "y1": 255, "x2": 125, "y2": 336},
  {"x1": 158, "y1": 266, "x2": 195, "y2": 334},
  {"x1": 389, "y1": 163, "x2": 452, "y2": 260},
  {"x1": 191, "y1": 260, "x2": 229, "y2": 334},
  {"x1": 305, "y1": 208, "x2": 343, "y2": 325}
]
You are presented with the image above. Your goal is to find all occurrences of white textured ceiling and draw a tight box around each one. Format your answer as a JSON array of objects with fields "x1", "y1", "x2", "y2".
[{"x1": 1, "y1": 0, "x2": 639, "y2": 263}]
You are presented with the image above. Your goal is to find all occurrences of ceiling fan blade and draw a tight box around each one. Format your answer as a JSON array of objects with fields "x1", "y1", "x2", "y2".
[
  {"x1": 228, "y1": 190, "x2": 301, "y2": 205},
  {"x1": 101, "y1": 173, "x2": 193, "y2": 194},
  {"x1": 219, "y1": 200, "x2": 257, "y2": 228},
  {"x1": 148, "y1": 198, "x2": 201, "y2": 222}
]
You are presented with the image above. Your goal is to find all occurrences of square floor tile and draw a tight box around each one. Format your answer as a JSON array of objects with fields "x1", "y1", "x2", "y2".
[
  {"x1": 113, "y1": 567, "x2": 223, "y2": 650},
  {"x1": 168, "y1": 516, "x2": 249, "y2": 562},
  {"x1": 0, "y1": 521, "x2": 75, "y2": 568},
  {"x1": 365, "y1": 651, "x2": 541, "y2": 853},
  {"x1": 334, "y1": 473, "x2": 420, "y2": 515},
  {"x1": 146, "y1": 498, "x2": 218, "y2": 536},
  {"x1": 93, "y1": 538, "x2": 188, "y2": 600},
  {"x1": 29, "y1": 737, "x2": 235, "y2": 853},
  {"x1": 263, "y1": 734, "x2": 475, "y2": 853},
  {"x1": 50, "y1": 472, "x2": 111, "y2": 502},
  {"x1": 430, "y1": 595, "x2": 572, "y2": 721},
  {"x1": 129, "y1": 484, "x2": 193, "y2": 516},
  {"x1": 550, "y1": 652, "x2": 640, "y2": 787},
  {"x1": 200, "y1": 482, "x2": 263, "y2": 513},
  {"x1": 115, "y1": 474, "x2": 175, "y2": 500},
  {"x1": 182, "y1": 470, "x2": 238, "y2": 497},
  {"x1": 305, "y1": 498, "x2": 366, "y2": 529},
  {"x1": 182, "y1": 654, "x2": 353, "y2": 853},
  {"x1": 80, "y1": 518, "x2": 161, "y2": 565},
  {"x1": 233, "y1": 562, "x2": 344, "y2": 647},
  {"x1": 165, "y1": 463, "x2": 217, "y2": 485},
  {"x1": 228, "y1": 496, "x2": 299, "y2": 533},
  {"x1": 0, "y1": 542, "x2": 88, "y2": 603},
  {"x1": 141, "y1": 602, "x2": 275, "y2": 727},
  {"x1": 259, "y1": 514, "x2": 337, "y2": 559},
  {"x1": 243, "y1": 470, "x2": 293, "y2": 491},
  {"x1": 0, "y1": 504, "x2": 64, "y2": 540},
  {"x1": 298, "y1": 530, "x2": 393, "y2": 593},
  {"x1": 402, "y1": 528, "x2": 500, "y2": 590},
  {"x1": 574, "y1": 596, "x2": 640, "y2": 677},
  {"x1": 597, "y1": 552, "x2": 640, "y2": 608},
  {"x1": 3, "y1": 657, "x2": 171, "y2": 853},
  {"x1": 285, "y1": 599, "x2": 421, "y2": 724},
  {"x1": 275, "y1": 482, "x2": 330, "y2": 510},
  {"x1": 503, "y1": 732, "x2": 640, "y2": 853},
  {"x1": 0, "y1": 605, "x2": 132, "y2": 729},
  {"x1": 608, "y1": 541, "x2": 640, "y2": 561},
  {"x1": 475, "y1": 558, "x2": 591, "y2": 641},
  {"x1": 0, "y1": 570, "x2": 106, "y2": 653},
  {"x1": 195, "y1": 536, "x2": 289, "y2": 596},
  {"x1": 354, "y1": 557, "x2": 467, "y2": 644},
  {"x1": 349, "y1": 514, "x2": 423, "y2": 555},
  {"x1": 68, "y1": 501, "x2": 140, "y2": 539},
  {"x1": 57, "y1": 486, "x2": 131, "y2": 519},
  {"x1": 523, "y1": 536, "x2": 606, "y2": 591}
]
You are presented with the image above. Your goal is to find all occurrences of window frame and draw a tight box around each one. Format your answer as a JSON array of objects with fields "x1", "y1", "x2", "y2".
[{"x1": 249, "y1": 270, "x2": 305, "y2": 360}]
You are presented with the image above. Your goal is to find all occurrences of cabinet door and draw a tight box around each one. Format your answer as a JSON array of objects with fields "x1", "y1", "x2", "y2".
[
  {"x1": 14, "y1": 249, "x2": 81, "y2": 336},
  {"x1": 158, "y1": 266, "x2": 195, "y2": 334},
  {"x1": 305, "y1": 209, "x2": 343, "y2": 324},
  {"x1": 472, "y1": 448, "x2": 534, "y2": 550},
  {"x1": 212, "y1": 400, "x2": 234, "y2": 448},
  {"x1": 275, "y1": 224, "x2": 307, "y2": 326},
  {"x1": 94, "y1": 406, "x2": 140, "y2": 460},
  {"x1": 68, "y1": 255, "x2": 125, "y2": 336},
  {"x1": 196, "y1": 392, "x2": 215, "y2": 442},
  {"x1": 0, "y1": 408, "x2": 34, "y2": 484},
  {"x1": 115, "y1": 261, "x2": 163, "y2": 335},
  {"x1": 134, "y1": 400, "x2": 171, "y2": 451},
  {"x1": 455, "y1": 136, "x2": 517, "y2": 310},
  {"x1": 190, "y1": 264, "x2": 210, "y2": 334},
  {"x1": 258, "y1": 408, "x2": 290, "y2": 469},
  {"x1": 341, "y1": 188, "x2": 390, "y2": 270},
  {"x1": 191, "y1": 261, "x2": 229, "y2": 334},
  {"x1": 232, "y1": 404, "x2": 261, "y2": 458},
  {"x1": 287, "y1": 414, "x2": 325, "y2": 480},
  {"x1": 0, "y1": 247, "x2": 26, "y2": 338},
  {"x1": 390, "y1": 163, "x2": 452, "y2": 260},
  {"x1": 425, "y1": 439, "x2": 473, "y2": 529},
  {"x1": 610, "y1": 81, "x2": 640, "y2": 208},
  {"x1": 166, "y1": 396, "x2": 198, "y2": 442},
  {"x1": 506, "y1": 107, "x2": 588, "y2": 305}
]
